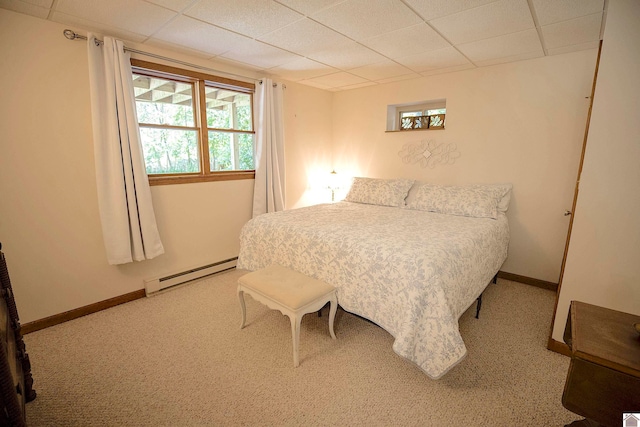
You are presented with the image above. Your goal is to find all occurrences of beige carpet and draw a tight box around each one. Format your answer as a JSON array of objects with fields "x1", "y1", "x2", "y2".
[{"x1": 23, "y1": 269, "x2": 580, "y2": 426}]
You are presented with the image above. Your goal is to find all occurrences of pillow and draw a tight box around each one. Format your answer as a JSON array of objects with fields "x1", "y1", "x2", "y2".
[
  {"x1": 345, "y1": 177, "x2": 415, "y2": 207},
  {"x1": 405, "y1": 183, "x2": 512, "y2": 219},
  {"x1": 484, "y1": 184, "x2": 512, "y2": 213}
]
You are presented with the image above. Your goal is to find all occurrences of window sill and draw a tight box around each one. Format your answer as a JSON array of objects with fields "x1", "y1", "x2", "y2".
[
  {"x1": 385, "y1": 128, "x2": 445, "y2": 133},
  {"x1": 148, "y1": 170, "x2": 255, "y2": 186}
]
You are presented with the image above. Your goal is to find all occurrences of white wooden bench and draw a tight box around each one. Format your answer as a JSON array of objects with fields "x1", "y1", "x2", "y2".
[{"x1": 237, "y1": 264, "x2": 337, "y2": 367}]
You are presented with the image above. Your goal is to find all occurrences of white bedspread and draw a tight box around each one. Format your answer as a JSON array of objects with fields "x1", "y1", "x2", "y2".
[{"x1": 237, "y1": 202, "x2": 509, "y2": 379}]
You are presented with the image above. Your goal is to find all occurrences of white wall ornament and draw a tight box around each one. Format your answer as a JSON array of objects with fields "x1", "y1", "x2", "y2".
[{"x1": 398, "y1": 140, "x2": 460, "y2": 169}]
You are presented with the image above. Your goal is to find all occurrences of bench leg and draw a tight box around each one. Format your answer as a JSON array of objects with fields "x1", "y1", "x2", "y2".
[
  {"x1": 238, "y1": 287, "x2": 247, "y2": 329},
  {"x1": 290, "y1": 315, "x2": 302, "y2": 367},
  {"x1": 328, "y1": 296, "x2": 337, "y2": 340}
]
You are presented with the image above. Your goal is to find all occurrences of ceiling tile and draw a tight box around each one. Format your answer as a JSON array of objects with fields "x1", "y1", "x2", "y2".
[
  {"x1": 143, "y1": 39, "x2": 217, "y2": 60},
  {"x1": 547, "y1": 40, "x2": 599, "y2": 56},
  {"x1": 17, "y1": 0, "x2": 53, "y2": 7},
  {"x1": 185, "y1": 0, "x2": 303, "y2": 38},
  {"x1": 420, "y1": 62, "x2": 475, "y2": 76},
  {"x1": 531, "y1": 0, "x2": 604, "y2": 26},
  {"x1": 430, "y1": 0, "x2": 534, "y2": 45},
  {"x1": 376, "y1": 73, "x2": 423, "y2": 84},
  {"x1": 395, "y1": 47, "x2": 470, "y2": 73},
  {"x1": 50, "y1": 11, "x2": 149, "y2": 42},
  {"x1": 56, "y1": 0, "x2": 176, "y2": 36},
  {"x1": 362, "y1": 23, "x2": 451, "y2": 59},
  {"x1": 307, "y1": 40, "x2": 388, "y2": 70},
  {"x1": 349, "y1": 59, "x2": 414, "y2": 81},
  {"x1": 473, "y1": 50, "x2": 543, "y2": 67},
  {"x1": 268, "y1": 57, "x2": 336, "y2": 81},
  {"x1": 274, "y1": 0, "x2": 344, "y2": 16},
  {"x1": 457, "y1": 28, "x2": 542, "y2": 63},
  {"x1": 298, "y1": 79, "x2": 333, "y2": 90},
  {"x1": 403, "y1": 0, "x2": 497, "y2": 21},
  {"x1": 304, "y1": 71, "x2": 369, "y2": 88},
  {"x1": 258, "y1": 18, "x2": 351, "y2": 56},
  {"x1": 311, "y1": 0, "x2": 423, "y2": 41},
  {"x1": 542, "y1": 13, "x2": 602, "y2": 50},
  {"x1": 339, "y1": 81, "x2": 377, "y2": 90},
  {"x1": 151, "y1": 15, "x2": 250, "y2": 57},
  {"x1": 0, "y1": 0, "x2": 50, "y2": 18},
  {"x1": 220, "y1": 38, "x2": 302, "y2": 70},
  {"x1": 144, "y1": 0, "x2": 196, "y2": 12}
]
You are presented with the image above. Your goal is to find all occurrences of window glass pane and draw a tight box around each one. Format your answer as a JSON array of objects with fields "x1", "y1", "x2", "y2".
[
  {"x1": 238, "y1": 133, "x2": 255, "y2": 170},
  {"x1": 139, "y1": 127, "x2": 200, "y2": 174},
  {"x1": 426, "y1": 108, "x2": 446, "y2": 115},
  {"x1": 209, "y1": 131, "x2": 233, "y2": 171},
  {"x1": 400, "y1": 111, "x2": 422, "y2": 118},
  {"x1": 133, "y1": 74, "x2": 195, "y2": 127},
  {"x1": 208, "y1": 132, "x2": 255, "y2": 171},
  {"x1": 205, "y1": 87, "x2": 252, "y2": 131}
]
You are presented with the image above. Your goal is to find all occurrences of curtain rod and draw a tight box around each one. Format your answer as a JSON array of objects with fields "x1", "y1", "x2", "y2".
[{"x1": 62, "y1": 29, "x2": 267, "y2": 86}]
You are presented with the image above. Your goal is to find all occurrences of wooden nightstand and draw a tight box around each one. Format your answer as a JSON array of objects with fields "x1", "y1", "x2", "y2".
[{"x1": 562, "y1": 301, "x2": 640, "y2": 427}]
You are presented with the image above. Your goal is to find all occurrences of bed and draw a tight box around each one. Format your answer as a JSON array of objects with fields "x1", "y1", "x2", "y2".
[{"x1": 237, "y1": 178, "x2": 511, "y2": 379}]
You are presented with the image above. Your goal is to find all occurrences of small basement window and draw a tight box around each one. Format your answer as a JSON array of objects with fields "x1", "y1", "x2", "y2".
[{"x1": 386, "y1": 99, "x2": 446, "y2": 132}]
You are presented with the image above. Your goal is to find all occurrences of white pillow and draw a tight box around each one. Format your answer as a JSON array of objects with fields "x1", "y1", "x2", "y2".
[
  {"x1": 405, "y1": 183, "x2": 512, "y2": 219},
  {"x1": 345, "y1": 177, "x2": 415, "y2": 207}
]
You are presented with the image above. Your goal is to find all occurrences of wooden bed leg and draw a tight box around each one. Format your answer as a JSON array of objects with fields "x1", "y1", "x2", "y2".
[{"x1": 475, "y1": 294, "x2": 483, "y2": 319}]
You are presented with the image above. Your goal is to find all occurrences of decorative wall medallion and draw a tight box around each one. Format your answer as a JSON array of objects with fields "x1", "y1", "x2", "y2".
[{"x1": 398, "y1": 140, "x2": 460, "y2": 169}]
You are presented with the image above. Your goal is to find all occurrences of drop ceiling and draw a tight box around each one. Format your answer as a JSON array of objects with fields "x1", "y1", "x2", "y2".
[{"x1": 1, "y1": 0, "x2": 607, "y2": 91}]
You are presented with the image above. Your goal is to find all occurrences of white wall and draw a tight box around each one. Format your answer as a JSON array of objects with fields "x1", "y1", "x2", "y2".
[
  {"x1": 331, "y1": 51, "x2": 598, "y2": 282},
  {"x1": 282, "y1": 81, "x2": 333, "y2": 209},
  {"x1": 0, "y1": 9, "x2": 332, "y2": 323},
  {"x1": 551, "y1": 0, "x2": 640, "y2": 341}
]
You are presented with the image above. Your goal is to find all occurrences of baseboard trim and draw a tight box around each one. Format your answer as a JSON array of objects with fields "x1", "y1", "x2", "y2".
[
  {"x1": 497, "y1": 271, "x2": 558, "y2": 292},
  {"x1": 21, "y1": 269, "x2": 557, "y2": 334},
  {"x1": 547, "y1": 337, "x2": 571, "y2": 357},
  {"x1": 21, "y1": 289, "x2": 146, "y2": 335}
]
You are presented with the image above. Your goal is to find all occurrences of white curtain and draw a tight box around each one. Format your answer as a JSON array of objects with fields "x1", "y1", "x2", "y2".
[
  {"x1": 252, "y1": 78, "x2": 286, "y2": 218},
  {"x1": 87, "y1": 34, "x2": 164, "y2": 265}
]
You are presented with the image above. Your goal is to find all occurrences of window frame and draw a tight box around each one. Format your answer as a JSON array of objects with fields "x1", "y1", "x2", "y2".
[
  {"x1": 130, "y1": 59, "x2": 256, "y2": 186},
  {"x1": 397, "y1": 102, "x2": 446, "y2": 131}
]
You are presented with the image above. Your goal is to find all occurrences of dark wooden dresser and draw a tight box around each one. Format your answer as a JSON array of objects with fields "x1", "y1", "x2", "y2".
[
  {"x1": 1, "y1": 243, "x2": 36, "y2": 426},
  {"x1": 562, "y1": 301, "x2": 640, "y2": 427}
]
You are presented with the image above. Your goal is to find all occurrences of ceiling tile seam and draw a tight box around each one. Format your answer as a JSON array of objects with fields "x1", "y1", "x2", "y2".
[
  {"x1": 599, "y1": 0, "x2": 609, "y2": 39},
  {"x1": 537, "y1": 11, "x2": 605, "y2": 29},
  {"x1": 526, "y1": 0, "x2": 548, "y2": 56},
  {"x1": 141, "y1": 0, "x2": 199, "y2": 14},
  {"x1": 140, "y1": 8, "x2": 187, "y2": 45},
  {"x1": 268, "y1": 66, "x2": 342, "y2": 82},
  {"x1": 297, "y1": 15, "x2": 471, "y2": 80},
  {"x1": 142, "y1": 12, "x2": 302, "y2": 62},
  {"x1": 400, "y1": 0, "x2": 503, "y2": 22},
  {"x1": 253, "y1": 16, "x2": 411, "y2": 81},
  {"x1": 137, "y1": 0, "x2": 202, "y2": 44},
  {"x1": 271, "y1": 0, "x2": 341, "y2": 19},
  {"x1": 46, "y1": 0, "x2": 59, "y2": 20},
  {"x1": 396, "y1": 0, "x2": 480, "y2": 68}
]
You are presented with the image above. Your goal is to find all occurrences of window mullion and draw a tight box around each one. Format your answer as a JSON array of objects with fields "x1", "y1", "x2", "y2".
[{"x1": 196, "y1": 79, "x2": 210, "y2": 175}]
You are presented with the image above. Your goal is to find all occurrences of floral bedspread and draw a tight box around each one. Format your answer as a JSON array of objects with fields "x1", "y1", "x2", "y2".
[{"x1": 237, "y1": 202, "x2": 509, "y2": 379}]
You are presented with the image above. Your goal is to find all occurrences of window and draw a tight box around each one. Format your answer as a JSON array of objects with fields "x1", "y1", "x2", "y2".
[
  {"x1": 131, "y1": 59, "x2": 255, "y2": 185},
  {"x1": 386, "y1": 99, "x2": 446, "y2": 132}
]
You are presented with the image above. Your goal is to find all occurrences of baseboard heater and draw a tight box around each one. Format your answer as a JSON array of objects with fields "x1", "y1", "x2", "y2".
[{"x1": 144, "y1": 257, "x2": 238, "y2": 296}]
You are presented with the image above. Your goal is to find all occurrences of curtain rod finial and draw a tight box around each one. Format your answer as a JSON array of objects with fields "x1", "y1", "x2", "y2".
[{"x1": 63, "y1": 29, "x2": 77, "y2": 40}]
